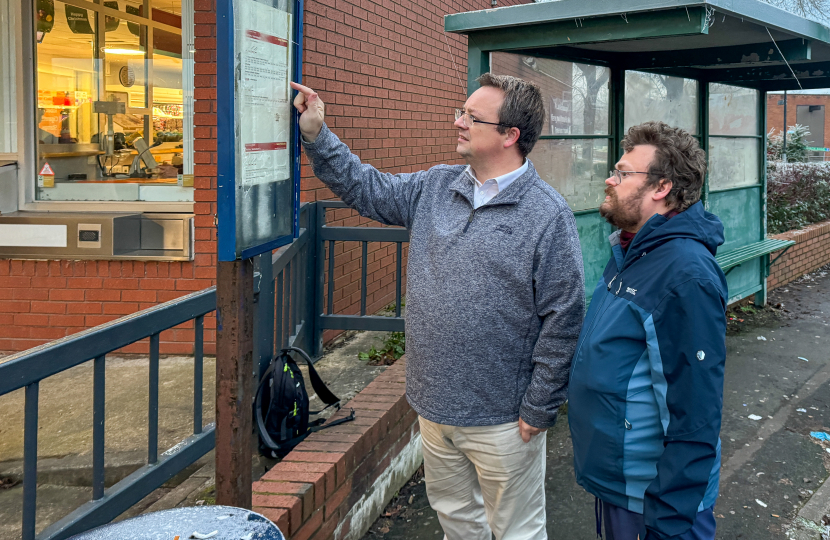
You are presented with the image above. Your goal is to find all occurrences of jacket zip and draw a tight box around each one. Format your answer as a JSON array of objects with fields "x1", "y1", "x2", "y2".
[
  {"x1": 462, "y1": 208, "x2": 476, "y2": 233},
  {"x1": 570, "y1": 289, "x2": 617, "y2": 377}
]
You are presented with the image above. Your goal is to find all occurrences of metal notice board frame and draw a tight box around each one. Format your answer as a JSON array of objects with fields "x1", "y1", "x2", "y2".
[{"x1": 216, "y1": 0, "x2": 303, "y2": 261}]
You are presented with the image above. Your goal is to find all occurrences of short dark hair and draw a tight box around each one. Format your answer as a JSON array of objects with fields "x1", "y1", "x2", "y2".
[
  {"x1": 622, "y1": 121, "x2": 706, "y2": 212},
  {"x1": 476, "y1": 73, "x2": 545, "y2": 158}
]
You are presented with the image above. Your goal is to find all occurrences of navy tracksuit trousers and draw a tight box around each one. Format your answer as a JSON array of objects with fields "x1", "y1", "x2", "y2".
[{"x1": 596, "y1": 498, "x2": 717, "y2": 540}]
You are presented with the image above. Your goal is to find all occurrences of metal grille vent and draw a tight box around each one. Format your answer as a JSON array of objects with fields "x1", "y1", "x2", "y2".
[{"x1": 79, "y1": 230, "x2": 100, "y2": 242}]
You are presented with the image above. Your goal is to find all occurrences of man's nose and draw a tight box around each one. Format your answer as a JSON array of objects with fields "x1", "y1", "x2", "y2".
[
  {"x1": 605, "y1": 175, "x2": 617, "y2": 187},
  {"x1": 454, "y1": 116, "x2": 467, "y2": 129}
]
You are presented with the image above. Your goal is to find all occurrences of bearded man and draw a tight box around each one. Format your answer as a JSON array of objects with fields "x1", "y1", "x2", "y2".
[{"x1": 568, "y1": 121, "x2": 728, "y2": 540}]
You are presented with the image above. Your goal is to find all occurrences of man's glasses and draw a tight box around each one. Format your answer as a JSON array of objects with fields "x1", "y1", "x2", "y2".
[
  {"x1": 455, "y1": 109, "x2": 510, "y2": 129},
  {"x1": 608, "y1": 170, "x2": 651, "y2": 185}
]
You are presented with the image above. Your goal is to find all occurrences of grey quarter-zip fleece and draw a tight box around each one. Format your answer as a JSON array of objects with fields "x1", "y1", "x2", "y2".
[{"x1": 303, "y1": 124, "x2": 585, "y2": 428}]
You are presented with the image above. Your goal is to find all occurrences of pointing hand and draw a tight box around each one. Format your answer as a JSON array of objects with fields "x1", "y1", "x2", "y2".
[{"x1": 289, "y1": 82, "x2": 325, "y2": 143}]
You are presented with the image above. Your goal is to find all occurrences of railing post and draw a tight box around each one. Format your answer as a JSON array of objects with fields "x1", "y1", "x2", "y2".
[
  {"x1": 194, "y1": 315, "x2": 204, "y2": 435},
  {"x1": 215, "y1": 258, "x2": 255, "y2": 509},
  {"x1": 93, "y1": 355, "x2": 106, "y2": 500},
  {"x1": 22, "y1": 382, "x2": 38, "y2": 540},
  {"x1": 314, "y1": 203, "x2": 328, "y2": 357},
  {"x1": 396, "y1": 242, "x2": 403, "y2": 317},
  {"x1": 254, "y1": 252, "x2": 275, "y2": 378},
  {"x1": 302, "y1": 203, "x2": 319, "y2": 355},
  {"x1": 148, "y1": 334, "x2": 160, "y2": 465}
]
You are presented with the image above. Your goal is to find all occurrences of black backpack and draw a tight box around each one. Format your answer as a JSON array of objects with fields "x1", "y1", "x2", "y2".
[{"x1": 255, "y1": 347, "x2": 355, "y2": 458}]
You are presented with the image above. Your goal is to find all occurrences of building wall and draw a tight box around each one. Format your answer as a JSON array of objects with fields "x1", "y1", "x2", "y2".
[
  {"x1": 766, "y1": 93, "x2": 830, "y2": 151},
  {"x1": 0, "y1": 0, "x2": 529, "y2": 356}
]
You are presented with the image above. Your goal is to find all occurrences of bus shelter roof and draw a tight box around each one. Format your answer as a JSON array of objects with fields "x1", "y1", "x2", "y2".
[{"x1": 445, "y1": 0, "x2": 830, "y2": 91}]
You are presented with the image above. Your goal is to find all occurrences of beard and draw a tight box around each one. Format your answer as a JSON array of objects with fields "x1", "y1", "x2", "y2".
[{"x1": 599, "y1": 185, "x2": 647, "y2": 231}]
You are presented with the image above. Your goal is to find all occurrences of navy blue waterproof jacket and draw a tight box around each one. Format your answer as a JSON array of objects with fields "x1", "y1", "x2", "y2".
[{"x1": 569, "y1": 202, "x2": 728, "y2": 540}]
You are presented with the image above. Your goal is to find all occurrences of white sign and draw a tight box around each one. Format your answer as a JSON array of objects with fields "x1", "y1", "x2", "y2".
[
  {"x1": 0, "y1": 225, "x2": 67, "y2": 247},
  {"x1": 236, "y1": 0, "x2": 292, "y2": 187}
]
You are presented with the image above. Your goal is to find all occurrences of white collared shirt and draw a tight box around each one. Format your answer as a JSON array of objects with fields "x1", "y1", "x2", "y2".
[{"x1": 465, "y1": 160, "x2": 529, "y2": 209}]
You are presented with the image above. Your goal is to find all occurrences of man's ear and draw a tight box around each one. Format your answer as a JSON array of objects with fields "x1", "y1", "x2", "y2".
[
  {"x1": 652, "y1": 179, "x2": 672, "y2": 201},
  {"x1": 503, "y1": 127, "x2": 521, "y2": 149}
]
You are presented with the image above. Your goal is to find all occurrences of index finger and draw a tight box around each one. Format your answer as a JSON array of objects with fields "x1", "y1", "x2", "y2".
[{"x1": 290, "y1": 81, "x2": 316, "y2": 96}]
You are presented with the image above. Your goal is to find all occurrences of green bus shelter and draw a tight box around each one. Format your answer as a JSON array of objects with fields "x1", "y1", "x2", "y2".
[{"x1": 446, "y1": 0, "x2": 830, "y2": 305}]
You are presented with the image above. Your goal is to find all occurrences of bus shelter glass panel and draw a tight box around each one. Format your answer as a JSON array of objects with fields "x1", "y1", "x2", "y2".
[
  {"x1": 624, "y1": 72, "x2": 699, "y2": 134},
  {"x1": 708, "y1": 83, "x2": 760, "y2": 190},
  {"x1": 490, "y1": 53, "x2": 611, "y2": 211},
  {"x1": 532, "y1": 139, "x2": 609, "y2": 211},
  {"x1": 709, "y1": 83, "x2": 758, "y2": 136},
  {"x1": 491, "y1": 54, "x2": 610, "y2": 136}
]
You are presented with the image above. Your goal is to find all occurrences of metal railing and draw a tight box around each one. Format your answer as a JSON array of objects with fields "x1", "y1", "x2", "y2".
[
  {"x1": 316, "y1": 201, "x2": 407, "y2": 335},
  {"x1": 253, "y1": 202, "x2": 317, "y2": 375},
  {"x1": 0, "y1": 289, "x2": 217, "y2": 540},
  {"x1": 1, "y1": 200, "x2": 409, "y2": 538}
]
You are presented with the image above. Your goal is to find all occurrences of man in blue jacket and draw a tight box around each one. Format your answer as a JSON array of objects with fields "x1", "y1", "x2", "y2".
[{"x1": 569, "y1": 121, "x2": 728, "y2": 540}]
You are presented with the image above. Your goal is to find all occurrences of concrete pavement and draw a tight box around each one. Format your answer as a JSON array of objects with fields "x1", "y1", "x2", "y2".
[
  {"x1": 362, "y1": 265, "x2": 830, "y2": 540},
  {"x1": 0, "y1": 328, "x2": 392, "y2": 539}
]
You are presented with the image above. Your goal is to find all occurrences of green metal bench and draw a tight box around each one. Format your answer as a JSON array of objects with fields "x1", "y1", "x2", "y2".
[{"x1": 715, "y1": 238, "x2": 795, "y2": 275}]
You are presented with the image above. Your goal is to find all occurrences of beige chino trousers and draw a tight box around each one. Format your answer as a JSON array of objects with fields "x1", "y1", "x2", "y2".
[{"x1": 419, "y1": 416, "x2": 547, "y2": 540}]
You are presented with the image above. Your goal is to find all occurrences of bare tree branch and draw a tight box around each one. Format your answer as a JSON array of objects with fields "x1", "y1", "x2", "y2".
[{"x1": 761, "y1": 0, "x2": 830, "y2": 23}]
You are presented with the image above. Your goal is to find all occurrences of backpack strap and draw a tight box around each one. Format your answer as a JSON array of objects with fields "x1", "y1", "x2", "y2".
[
  {"x1": 311, "y1": 409, "x2": 356, "y2": 432},
  {"x1": 282, "y1": 347, "x2": 341, "y2": 407},
  {"x1": 282, "y1": 348, "x2": 357, "y2": 432},
  {"x1": 254, "y1": 358, "x2": 283, "y2": 452}
]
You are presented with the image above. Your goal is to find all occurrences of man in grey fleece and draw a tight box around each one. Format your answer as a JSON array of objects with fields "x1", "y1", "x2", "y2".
[{"x1": 290, "y1": 74, "x2": 585, "y2": 540}]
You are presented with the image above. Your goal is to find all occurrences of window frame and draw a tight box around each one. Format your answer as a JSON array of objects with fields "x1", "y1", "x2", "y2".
[{"x1": 0, "y1": 0, "x2": 23, "y2": 164}]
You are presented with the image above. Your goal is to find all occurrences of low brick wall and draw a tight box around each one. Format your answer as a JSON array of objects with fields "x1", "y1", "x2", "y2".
[
  {"x1": 768, "y1": 218, "x2": 830, "y2": 291},
  {"x1": 251, "y1": 359, "x2": 421, "y2": 540}
]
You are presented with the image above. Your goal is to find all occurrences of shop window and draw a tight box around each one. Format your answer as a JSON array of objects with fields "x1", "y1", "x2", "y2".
[
  {"x1": 708, "y1": 83, "x2": 760, "y2": 190},
  {"x1": 491, "y1": 53, "x2": 611, "y2": 211},
  {"x1": 34, "y1": 0, "x2": 193, "y2": 202}
]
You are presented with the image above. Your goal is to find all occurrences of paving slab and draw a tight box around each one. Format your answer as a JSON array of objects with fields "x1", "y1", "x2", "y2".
[{"x1": 0, "y1": 355, "x2": 216, "y2": 464}]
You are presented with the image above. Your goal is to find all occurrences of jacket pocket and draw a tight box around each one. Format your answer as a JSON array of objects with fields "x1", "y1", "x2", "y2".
[{"x1": 571, "y1": 389, "x2": 626, "y2": 486}]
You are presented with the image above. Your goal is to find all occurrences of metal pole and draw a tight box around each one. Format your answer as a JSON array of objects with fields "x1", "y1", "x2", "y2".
[
  {"x1": 782, "y1": 90, "x2": 788, "y2": 163},
  {"x1": 22, "y1": 383, "x2": 39, "y2": 540},
  {"x1": 215, "y1": 258, "x2": 255, "y2": 508}
]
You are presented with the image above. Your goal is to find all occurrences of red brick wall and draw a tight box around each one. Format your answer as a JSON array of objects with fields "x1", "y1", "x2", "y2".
[
  {"x1": 0, "y1": 260, "x2": 217, "y2": 355},
  {"x1": 0, "y1": 0, "x2": 530, "y2": 356},
  {"x1": 767, "y1": 218, "x2": 830, "y2": 291},
  {"x1": 766, "y1": 93, "x2": 830, "y2": 150},
  {"x1": 302, "y1": 0, "x2": 529, "y2": 340}
]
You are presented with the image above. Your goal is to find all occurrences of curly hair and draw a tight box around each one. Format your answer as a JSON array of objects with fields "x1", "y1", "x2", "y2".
[{"x1": 622, "y1": 121, "x2": 706, "y2": 212}]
